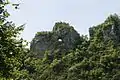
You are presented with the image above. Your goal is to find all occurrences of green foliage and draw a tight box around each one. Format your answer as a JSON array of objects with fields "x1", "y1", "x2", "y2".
[
  {"x1": 1, "y1": 1, "x2": 120, "y2": 79},
  {"x1": 36, "y1": 31, "x2": 53, "y2": 36},
  {"x1": 53, "y1": 22, "x2": 74, "y2": 32},
  {"x1": 0, "y1": 0, "x2": 30, "y2": 79},
  {"x1": 28, "y1": 14, "x2": 120, "y2": 80}
]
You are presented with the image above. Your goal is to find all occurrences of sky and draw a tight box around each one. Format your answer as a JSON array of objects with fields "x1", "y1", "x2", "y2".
[{"x1": 8, "y1": 0, "x2": 120, "y2": 42}]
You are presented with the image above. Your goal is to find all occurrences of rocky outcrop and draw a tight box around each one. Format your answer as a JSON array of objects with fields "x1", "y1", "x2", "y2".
[
  {"x1": 30, "y1": 22, "x2": 81, "y2": 58},
  {"x1": 89, "y1": 14, "x2": 120, "y2": 44}
]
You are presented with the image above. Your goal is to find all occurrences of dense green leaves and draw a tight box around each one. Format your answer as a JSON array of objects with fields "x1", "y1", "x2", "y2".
[
  {"x1": 1, "y1": 0, "x2": 120, "y2": 79},
  {"x1": 0, "y1": 0, "x2": 30, "y2": 79},
  {"x1": 28, "y1": 14, "x2": 120, "y2": 80}
]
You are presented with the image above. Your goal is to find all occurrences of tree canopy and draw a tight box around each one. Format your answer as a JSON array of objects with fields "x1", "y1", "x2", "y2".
[
  {"x1": 0, "y1": 0, "x2": 30, "y2": 79},
  {"x1": 1, "y1": 0, "x2": 120, "y2": 80}
]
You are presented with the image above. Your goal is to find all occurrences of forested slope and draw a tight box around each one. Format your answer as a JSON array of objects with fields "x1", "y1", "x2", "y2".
[
  {"x1": 28, "y1": 14, "x2": 120, "y2": 80},
  {"x1": 0, "y1": 0, "x2": 120, "y2": 79}
]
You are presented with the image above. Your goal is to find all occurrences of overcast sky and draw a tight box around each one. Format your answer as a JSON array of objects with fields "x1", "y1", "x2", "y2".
[{"x1": 8, "y1": 0, "x2": 120, "y2": 42}]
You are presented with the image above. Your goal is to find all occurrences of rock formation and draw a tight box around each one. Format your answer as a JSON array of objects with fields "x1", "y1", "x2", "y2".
[
  {"x1": 30, "y1": 22, "x2": 81, "y2": 58},
  {"x1": 89, "y1": 14, "x2": 120, "y2": 44}
]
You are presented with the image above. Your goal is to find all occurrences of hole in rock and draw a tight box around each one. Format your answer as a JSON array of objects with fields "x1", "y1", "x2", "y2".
[{"x1": 58, "y1": 38, "x2": 62, "y2": 42}]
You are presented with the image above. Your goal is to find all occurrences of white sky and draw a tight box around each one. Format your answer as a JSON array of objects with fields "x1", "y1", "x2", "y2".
[{"x1": 8, "y1": 0, "x2": 120, "y2": 42}]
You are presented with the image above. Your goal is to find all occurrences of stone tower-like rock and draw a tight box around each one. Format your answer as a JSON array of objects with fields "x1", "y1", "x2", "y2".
[{"x1": 30, "y1": 22, "x2": 81, "y2": 58}]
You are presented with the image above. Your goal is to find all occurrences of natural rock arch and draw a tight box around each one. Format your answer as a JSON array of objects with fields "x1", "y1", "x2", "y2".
[{"x1": 30, "y1": 22, "x2": 81, "y2": 58}]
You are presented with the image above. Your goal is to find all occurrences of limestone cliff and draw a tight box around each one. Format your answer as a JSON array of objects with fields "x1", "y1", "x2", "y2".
[
  {"x1": 30, "y1": 22, "x2": 81, "y2": 58},
  {"x1": 89, "y1": 14, "x2": 120, "y2": 45}
]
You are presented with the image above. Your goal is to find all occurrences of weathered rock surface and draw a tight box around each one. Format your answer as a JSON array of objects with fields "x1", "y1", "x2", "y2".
[
  {"x1": 30, "y1": 22, "x2": 81, "y2": 58},
  {"x1": 89, "y1": 14, "x2": 120, "y2": 44}
]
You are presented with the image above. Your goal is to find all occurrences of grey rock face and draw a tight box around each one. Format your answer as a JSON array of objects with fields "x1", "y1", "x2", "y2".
[
  {"x1": 89, "y1": 14, "x2": 120, "y2": 44},
  {"x1": 102, "y1": 25, "x2": 118, "y2": 42},
  {"x1": 30, "y1": 22, "x2": 80, "y2": 58}
]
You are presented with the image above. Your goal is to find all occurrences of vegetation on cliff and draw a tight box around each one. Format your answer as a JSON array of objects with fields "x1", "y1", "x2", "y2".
[
  {"x1": 0, "y1": 0, "x2": 120, "y2": 80},
  {"x1": 28, "y1": 14, "x2": 120, "y2": 80}
]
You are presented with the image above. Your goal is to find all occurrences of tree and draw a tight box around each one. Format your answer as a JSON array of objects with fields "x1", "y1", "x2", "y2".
[{"x1": 0, "y1": 0, "x2": 30, "y2": 79}]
